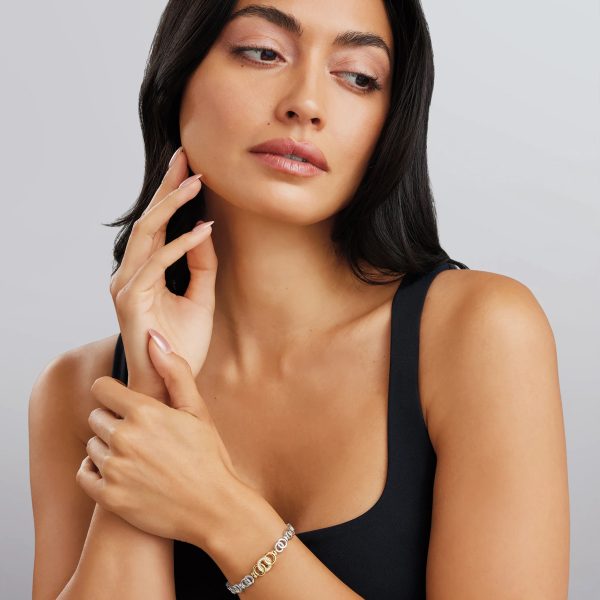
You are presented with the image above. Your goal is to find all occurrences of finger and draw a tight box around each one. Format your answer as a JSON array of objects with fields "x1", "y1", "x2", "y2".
[
  {"x1": 184, "y1": 220, "x2": 218, "y2": 307},
  {"x1": 88, "y1": 407, "x2": 121, "y2": 446},
  {"x1": 139, "y1": 147, "x2": 188, "y2": 247},
  {"x1": 146, "y1": 174, "x2": 203, "y2": 247},
  {"x1": 147, "y1": 336, "x2": 212, "y2": 422},
  {"x1": 76, "y1": 456, "x2": 103, "y2": 503},
  {"x1": 90, "y1": 376, "x2": 148, "y2": 421},
  {"x1": 114, "y1": 145, "x2": 187, "y2": 287},
  {"x1": 124, "y1": 222, "x2": 214, "y2": 296},
  {"x1": 116, "y1": 175, "x2": 202, "y2": 290},
  {"x1": 144, "y1": 146, "x2": 188, "y2": 215},
  {"x1": 86, "y1": 436, "x2": 110, "y2": 475}
]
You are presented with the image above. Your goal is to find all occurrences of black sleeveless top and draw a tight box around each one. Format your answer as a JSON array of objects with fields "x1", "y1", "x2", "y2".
[{"x1": 111, "y1": 260, "x2": 457, "y2": 599}]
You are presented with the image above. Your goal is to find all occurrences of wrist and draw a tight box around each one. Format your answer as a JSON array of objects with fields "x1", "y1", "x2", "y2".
[
  {"x1": 201, "y1": 478, "x2": 288, "y2": 577},
  {"x1": 127, "y1": 376, "x2": 169, "y2": 404}
]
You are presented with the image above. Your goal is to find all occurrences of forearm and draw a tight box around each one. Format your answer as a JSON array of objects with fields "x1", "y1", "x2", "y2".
[
  {"x1": 201, "y1": 482, "x2": 363, "y2": 599},
  {"x1": 60, "y1": 377, "x2": 175, "y2": 600},
  {"x1": 57, "y1": 504, "x2": 175, "y2": 599}
]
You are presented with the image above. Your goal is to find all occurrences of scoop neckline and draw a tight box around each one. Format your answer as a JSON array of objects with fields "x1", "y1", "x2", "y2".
[
  {"x1": 293, "y1": 274, "x2": 409, "y2": 539},
  {"x1": 293, "y1": 262, "x2": 450, "y2": 539}
]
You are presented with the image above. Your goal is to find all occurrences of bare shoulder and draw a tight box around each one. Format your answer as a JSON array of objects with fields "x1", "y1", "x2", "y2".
[
  {"x1": 28, "y1": 333, "x2": 121, "y2": 598},
  {"x1": 29, "y1": 333, "x2": 120, "y2": 444},
  {"x1": 420, "y1": 267, "x2": 556, "y2": 438},
  {"x1": 419, "y1": 268, "x2": 569, "y2": 598}
]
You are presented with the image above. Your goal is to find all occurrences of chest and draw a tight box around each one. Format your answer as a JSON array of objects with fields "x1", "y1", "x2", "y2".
[{"x1": 197, "y1": 319, "x2": 400, "y2": 535}]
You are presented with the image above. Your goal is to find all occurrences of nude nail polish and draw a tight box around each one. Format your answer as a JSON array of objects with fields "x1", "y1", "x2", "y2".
[
  {"x1": 148, "y1": 329, "x2": 172, "y2": 353},
  {"x1": 192, "y1": 220, "x2": 214, "y2": 232},
  {"x1": 168, "y1": 146, "x2": 183, "y2": 168},
  {"x1": 178, "y1": 174, "x2": 202, "y2": 189}
]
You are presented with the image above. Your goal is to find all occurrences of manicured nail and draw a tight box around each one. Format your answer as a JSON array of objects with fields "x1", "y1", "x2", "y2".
[
  {"x1": 178, "y1": 174, "x2": 202, "y2": 189},
  {"x1": 192, "y1": 220, "x2": 214, "y2": 232},
  {"x1": 168, "y1": 146, "x2": 183, "y2": 168},
  {"x1": 148, "y1": 328, "x2": 172, "y2": 354}
]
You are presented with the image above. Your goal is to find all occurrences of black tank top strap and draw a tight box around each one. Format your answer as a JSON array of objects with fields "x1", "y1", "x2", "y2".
[
  {"x1": 386, "y1": 259, "x2": 456, "y2": 481},
  {"x1": 372, "y1": 259, "x2": 455, "y2": 568},
  {"x1": 389, "y1": 260, "x2": 455, "y2": 445}
]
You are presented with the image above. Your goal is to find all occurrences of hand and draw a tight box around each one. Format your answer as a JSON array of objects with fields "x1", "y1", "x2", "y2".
[
  {"x1": 109, "y1": 146, "x2": 217, "y2": 401},
  {"x1": 77, "y1": 330, "x2": 245, "y2": 549}
]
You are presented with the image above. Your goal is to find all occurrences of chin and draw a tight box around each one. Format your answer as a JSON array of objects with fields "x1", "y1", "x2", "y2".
[{"x1": 227, "y1": 182, "x2": 339, "y2": 224}]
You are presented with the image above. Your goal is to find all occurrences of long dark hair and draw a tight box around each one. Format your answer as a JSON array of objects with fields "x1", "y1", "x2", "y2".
[{"x1": 104, "y1": 0, "x2": 468, "y2": 294}]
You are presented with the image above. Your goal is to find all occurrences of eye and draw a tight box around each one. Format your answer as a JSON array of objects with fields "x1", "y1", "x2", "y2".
[
  {"x1": 336, "y1": 72, "x2": 382, "y2": 94},
  {"x1": 228, "y1": 44, "x2": 383, "y2": 94},
  {"x1": 229, "y1": 44, "x2": 283, "y2": 64}
]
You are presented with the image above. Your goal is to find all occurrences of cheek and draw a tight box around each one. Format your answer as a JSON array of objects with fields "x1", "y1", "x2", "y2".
[
  {"x1": 332, "y1": 102, "x2": 387, "y2": 174},
  {"x1": 179, "y1": 65, "x2": 261, "y2": 178},
  {"x1": 177, "y1": 58, "x2": 389, "y2": 222},
  {"x1": 330, "y1": 100, "x2": 389, "y2": 210}
]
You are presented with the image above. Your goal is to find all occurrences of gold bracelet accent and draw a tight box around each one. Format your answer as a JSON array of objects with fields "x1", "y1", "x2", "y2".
[
  {"x1": 251, "y1": 549, "x2": 278, "y2": 578},
  {"x1": 225, "y1": 523, "x2": 295, "y2": 594}
]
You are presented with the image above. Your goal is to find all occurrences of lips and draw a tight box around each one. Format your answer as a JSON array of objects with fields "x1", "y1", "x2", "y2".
[{"x1": 248, "y1": 138, "x2": 329, "y2": 172}]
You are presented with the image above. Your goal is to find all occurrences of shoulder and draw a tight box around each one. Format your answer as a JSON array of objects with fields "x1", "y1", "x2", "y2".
[
  {"x1": 420, "y1": 268, "x2": 558, "y2": 446},
  {"x1": 29, "y1": 334, "x2": 120, "y2": 444},
  {"x1": 419, "y1": 269, "x2": 569, "y2": 596}
]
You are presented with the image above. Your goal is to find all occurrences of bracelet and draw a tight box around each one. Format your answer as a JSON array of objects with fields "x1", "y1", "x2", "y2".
[{"x1": 225, "y1": 523, "x2": 295, "y2": 595}]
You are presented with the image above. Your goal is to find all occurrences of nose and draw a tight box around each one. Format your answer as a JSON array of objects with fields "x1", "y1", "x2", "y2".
[{"x1": 274, "y1": 61, "x2": 326, "y2": 130}]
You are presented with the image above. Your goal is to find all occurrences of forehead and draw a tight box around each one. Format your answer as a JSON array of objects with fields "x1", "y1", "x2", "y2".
[{"x1": 228, "y1": 0, "x2": 393, "y2": 56}]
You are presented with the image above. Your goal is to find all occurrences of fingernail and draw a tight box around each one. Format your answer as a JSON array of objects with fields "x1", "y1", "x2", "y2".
[
  {"x1": 168, "y1": 146, "x2": 183, "y2": 168},
  {"x1": 192, "y1": 220, "x2": 214, "y2": 232},
  {"x1": 178, "y1": 174, "x2": 202, "y2": 189},
  {"x1": 148, "y1": 329, "x2": 172, "y2": 354}
]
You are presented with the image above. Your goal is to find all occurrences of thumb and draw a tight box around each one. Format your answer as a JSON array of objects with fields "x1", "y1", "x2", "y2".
[{"x1": 147, "y1": 329, "x2": 210, "y2": 420}]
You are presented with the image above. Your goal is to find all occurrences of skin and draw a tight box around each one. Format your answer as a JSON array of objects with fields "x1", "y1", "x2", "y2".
[
  {"x1": 29, "y1": 0, "x2": 570, "y2": 598},
  {"x1": 178, "y1": 0, "x2": 396, "y2": 382}
]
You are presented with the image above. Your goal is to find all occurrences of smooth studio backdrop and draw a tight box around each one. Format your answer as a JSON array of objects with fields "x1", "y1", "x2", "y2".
[{"x1": 0, "y1": 1, "x2": 597, "y2": 597}]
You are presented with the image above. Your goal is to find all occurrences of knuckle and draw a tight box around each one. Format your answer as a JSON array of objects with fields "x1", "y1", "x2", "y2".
[
  {"x1": 75, "y1": 459, "x2": 86, "y2": 480},
  {"x1": 113, "y1": 286, "x2": 134, "y2": 313},
  {"x1": 87, "y1": 408, "x2": 100, "y2": 427},
  {"x1": 76, "y1": 456, "x2": 93, "y2": 484},
  {"x1": 110, "y1": 427, "x2": 127, "y2": 450},
  {"x1": 102, "y1": 455, "x2": 118, "y2": 481},
  {"x1": 114, "y1": 284, "x2": 129, "y2": 303},
  {"x1": 131, "y1": 218, "x2": 144, "y2": 233},
  {"x1": 109, "y1": 274, "x2": 123, "y2": 299},
  {"x1": 132, "y1": 402, "x2": 154, "y2": 424}
]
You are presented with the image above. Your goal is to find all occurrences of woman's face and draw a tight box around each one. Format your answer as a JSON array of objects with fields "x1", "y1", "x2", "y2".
[{"x1": 179, "y1": 0, "x2": 393, "y2": 224}]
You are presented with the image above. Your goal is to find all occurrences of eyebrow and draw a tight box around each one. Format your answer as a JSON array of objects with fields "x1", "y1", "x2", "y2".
[{"x1": 227, "y1": 4, "x2": 392, "y2": 64}]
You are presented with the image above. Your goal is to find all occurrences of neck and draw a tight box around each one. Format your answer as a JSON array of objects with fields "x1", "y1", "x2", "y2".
[{"x1": 201, "y1": 192, "x2": 384, "y2": 376}]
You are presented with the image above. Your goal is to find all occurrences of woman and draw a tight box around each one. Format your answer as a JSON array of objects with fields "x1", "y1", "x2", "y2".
[{"x1": 29, "y1": 0, "x2": 570, "y2": 598}]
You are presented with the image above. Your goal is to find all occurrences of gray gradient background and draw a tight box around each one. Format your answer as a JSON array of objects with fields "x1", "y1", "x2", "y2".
[{"x1": 1, "y1": 1, "x2": 597, "y2": 597}]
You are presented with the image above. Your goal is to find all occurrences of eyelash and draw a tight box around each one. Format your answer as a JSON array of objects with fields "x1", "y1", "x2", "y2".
[{"x1": 229, "y1": 44, "x2": 383, "y2": 94}]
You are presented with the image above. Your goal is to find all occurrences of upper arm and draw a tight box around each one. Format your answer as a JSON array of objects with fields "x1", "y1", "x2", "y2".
[
  {"x1": 424, "y1": 273, "x2": 569, "y2": 599},
  {"x1": 28, "y1": 336, "x2": 117, "y2": 600}
]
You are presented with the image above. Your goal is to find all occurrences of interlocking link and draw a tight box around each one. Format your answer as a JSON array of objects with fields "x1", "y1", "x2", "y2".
[{"x1": 225, "y1": 523, "x2": 295, "y2": 594}]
